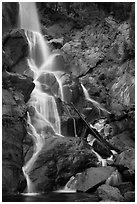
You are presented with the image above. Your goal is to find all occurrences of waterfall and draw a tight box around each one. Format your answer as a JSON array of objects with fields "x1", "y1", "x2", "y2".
[
  {"x1": 19, "y1": 2, "x2": 63, "y2": 193},
  {"x1": 81, "y1": 84, "x2": 111, "y2": 115}
]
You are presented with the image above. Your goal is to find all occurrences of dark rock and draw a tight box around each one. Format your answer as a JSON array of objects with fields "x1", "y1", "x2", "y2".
[
  {"x1": 2, "y1": 72, "x2": 35, "y2": 103},
  {"x1": 2, "y1": 2, "x2": 19, "y2": 33},
  {"x1": 124, "y1": 191, "x2": 135, "y2": 202},
  {"x1": 3, "y1": 29, "x2": 29, "y2": 72},
  {"x1": 2, "y1": 72, "x2": 33, "y2": 194},
  {"x1": 74, "y1": 166, "x2": 115, "y2": 192},
  {"x1": 109, "y1": 131, "x2": 135, "y2": 152},
  {"x1": 61, "y1": 116, "x2": 78, "y2": 137},
  {"x1": 92, "y1": 139, "x2": 112, "y2": 158},
  {"x1": 116, "y1": 182, "x2": 134, "y2": 196},
  {"x1": 97, "y1": 184, "x2": 124, "y2": 201},
  {"x1": 28, "y1": 136, "x2": 98, "y2": 192},
  {"x1": 115, "y1": 148, "x2": 135, "y2": 173},
  {"x1": 2, "y1": 118, "x2": 26, "y2": 194}
]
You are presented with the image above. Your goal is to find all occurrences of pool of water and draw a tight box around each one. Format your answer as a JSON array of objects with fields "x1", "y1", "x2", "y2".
[{"x1": 3, "y1": 192, "x2": 99, "y2": 202}]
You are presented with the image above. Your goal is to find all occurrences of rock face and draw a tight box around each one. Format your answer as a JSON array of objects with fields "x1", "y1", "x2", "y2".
[
  {"x1": 115, "y1": 148, "x2": 135, "y2": 173},
  {"x1": 2, "y1": 72, "x2": 34, "y2": 194},
  {"x1": 2, "y1": 26, "x2": 35, "y2": 195},
  {"x1": 74, "y1": 166, "x2": 115, "y2": 192},
  {"x1": 2, "y1": 2, "x2": 19, "y2": 33},
  {"x1": 3, "y1": 29, "x2": 30, "y2": 76},
  {"x1": 2, "y1": 88, "x2": 26, "y2": 194},
  {"x1": 28, "y1": 136, "x2": 98, "y2": 192}
]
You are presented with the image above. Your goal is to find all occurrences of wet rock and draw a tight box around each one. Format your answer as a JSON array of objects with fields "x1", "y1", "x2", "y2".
[
  {"x1": 124, "y1": 191, "x2": 135, "y2": 202},
  {"x1": 61, "y1": 116, "x2": 78, "y2": 137},
  {"x1": 105, "y1": 170, "x2": 122, "y2": 187},
  {"x1": 28, "y1": 136, "x2": 98, "y2": 192},
  {"x1": 3, "y1": 29, "x2": 29, "y2": 73},
  {"x1": 37, "y1": 72, "x2": 61, "y2": 98},
  {"x1": 75, "y1": 166, "x2": 115, "y2": 192},
  {"x1": 92, "y1": 139, "x2": 112, "y2": 158},
  {"x1": 97, "y1": 184, "x2": 124, "y2": 202}
]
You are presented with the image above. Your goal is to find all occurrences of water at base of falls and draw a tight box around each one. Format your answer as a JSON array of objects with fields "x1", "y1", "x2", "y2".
[{"x1": 3, "y1": 192, "x2": 99, "y2": 202}]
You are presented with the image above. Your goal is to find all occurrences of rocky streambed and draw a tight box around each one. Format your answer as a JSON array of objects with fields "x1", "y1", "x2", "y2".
[{"x1": 2, "y1": 2, "x2": 135, "y2": 202}]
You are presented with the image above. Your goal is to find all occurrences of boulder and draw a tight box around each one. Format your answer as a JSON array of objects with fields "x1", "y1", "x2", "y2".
[
  {"x1": 3, "y1": 72, "x2": 35, "y2": 103},
  {"x1": 97, "y1": 184, "x2": 124, "y2": 202},
  {"x1": 37, "y1": 72, "x2": 60, "y2": 97},
  {"x1": 3, "y1": 29, "x2": 29, "y2": 74},
  {"x1": 108, "y1": 131, "x2": 135, "y2": 152},
  {"x1": 75, "y1": 166, "x2": 115, "y2": 192},
  {"x1": 27, "y1": 136, "x2": 98, "y2": 192},
  {"x1": 115, "y1": 148, "x2": 135, "y2": 174},
  {"x1": 110, "y1": 73, "x2": 135, "y2": 115}
]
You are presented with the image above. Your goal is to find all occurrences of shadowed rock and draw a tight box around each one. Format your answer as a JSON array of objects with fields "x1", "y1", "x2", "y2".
[{"x1": 27, "y1": 136, "x2": 98, "y2": 192}]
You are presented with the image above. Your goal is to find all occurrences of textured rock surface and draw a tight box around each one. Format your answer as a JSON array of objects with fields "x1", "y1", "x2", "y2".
[
  {"x1": 3, "y1": 29, "x2": 29, "y2": 75},
  {"x1": 97, "y1": 184, "x2": 124, "y2": 201},
  {"x1": 2, "y1": 88, "x2": 26, "y2": 194},
  {"x1": 115, "y1": 148, "x2": 135, "y2": 173},
  {"x1": 2, "y1": 35, "x2": 34, "y2": 194},
  {"x1": 2, "y1": 2, "x2": 19, "y2": 33},
  {"x1": 28, "y1": 136, "x2": 98, "y2": 192},
  {"x1": 74, "y1": 166, "x2": 115, "y2": 192}
]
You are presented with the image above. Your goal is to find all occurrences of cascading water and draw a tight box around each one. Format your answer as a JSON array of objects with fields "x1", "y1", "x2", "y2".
[
  {"x1": 19, "y1": 2, "x2": 63, "y2": 193},
  {"x1": 81, "y1": 84, "x2": 111, "y2": 115}
]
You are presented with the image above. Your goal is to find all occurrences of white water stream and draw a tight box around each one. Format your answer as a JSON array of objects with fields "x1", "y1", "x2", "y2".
[
  {"x1": 19, "y1": 2, "x2": 63, "y2": 193},
  {"x1": 81, "y1": 84, "x2": 111, "y2": 115}
]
